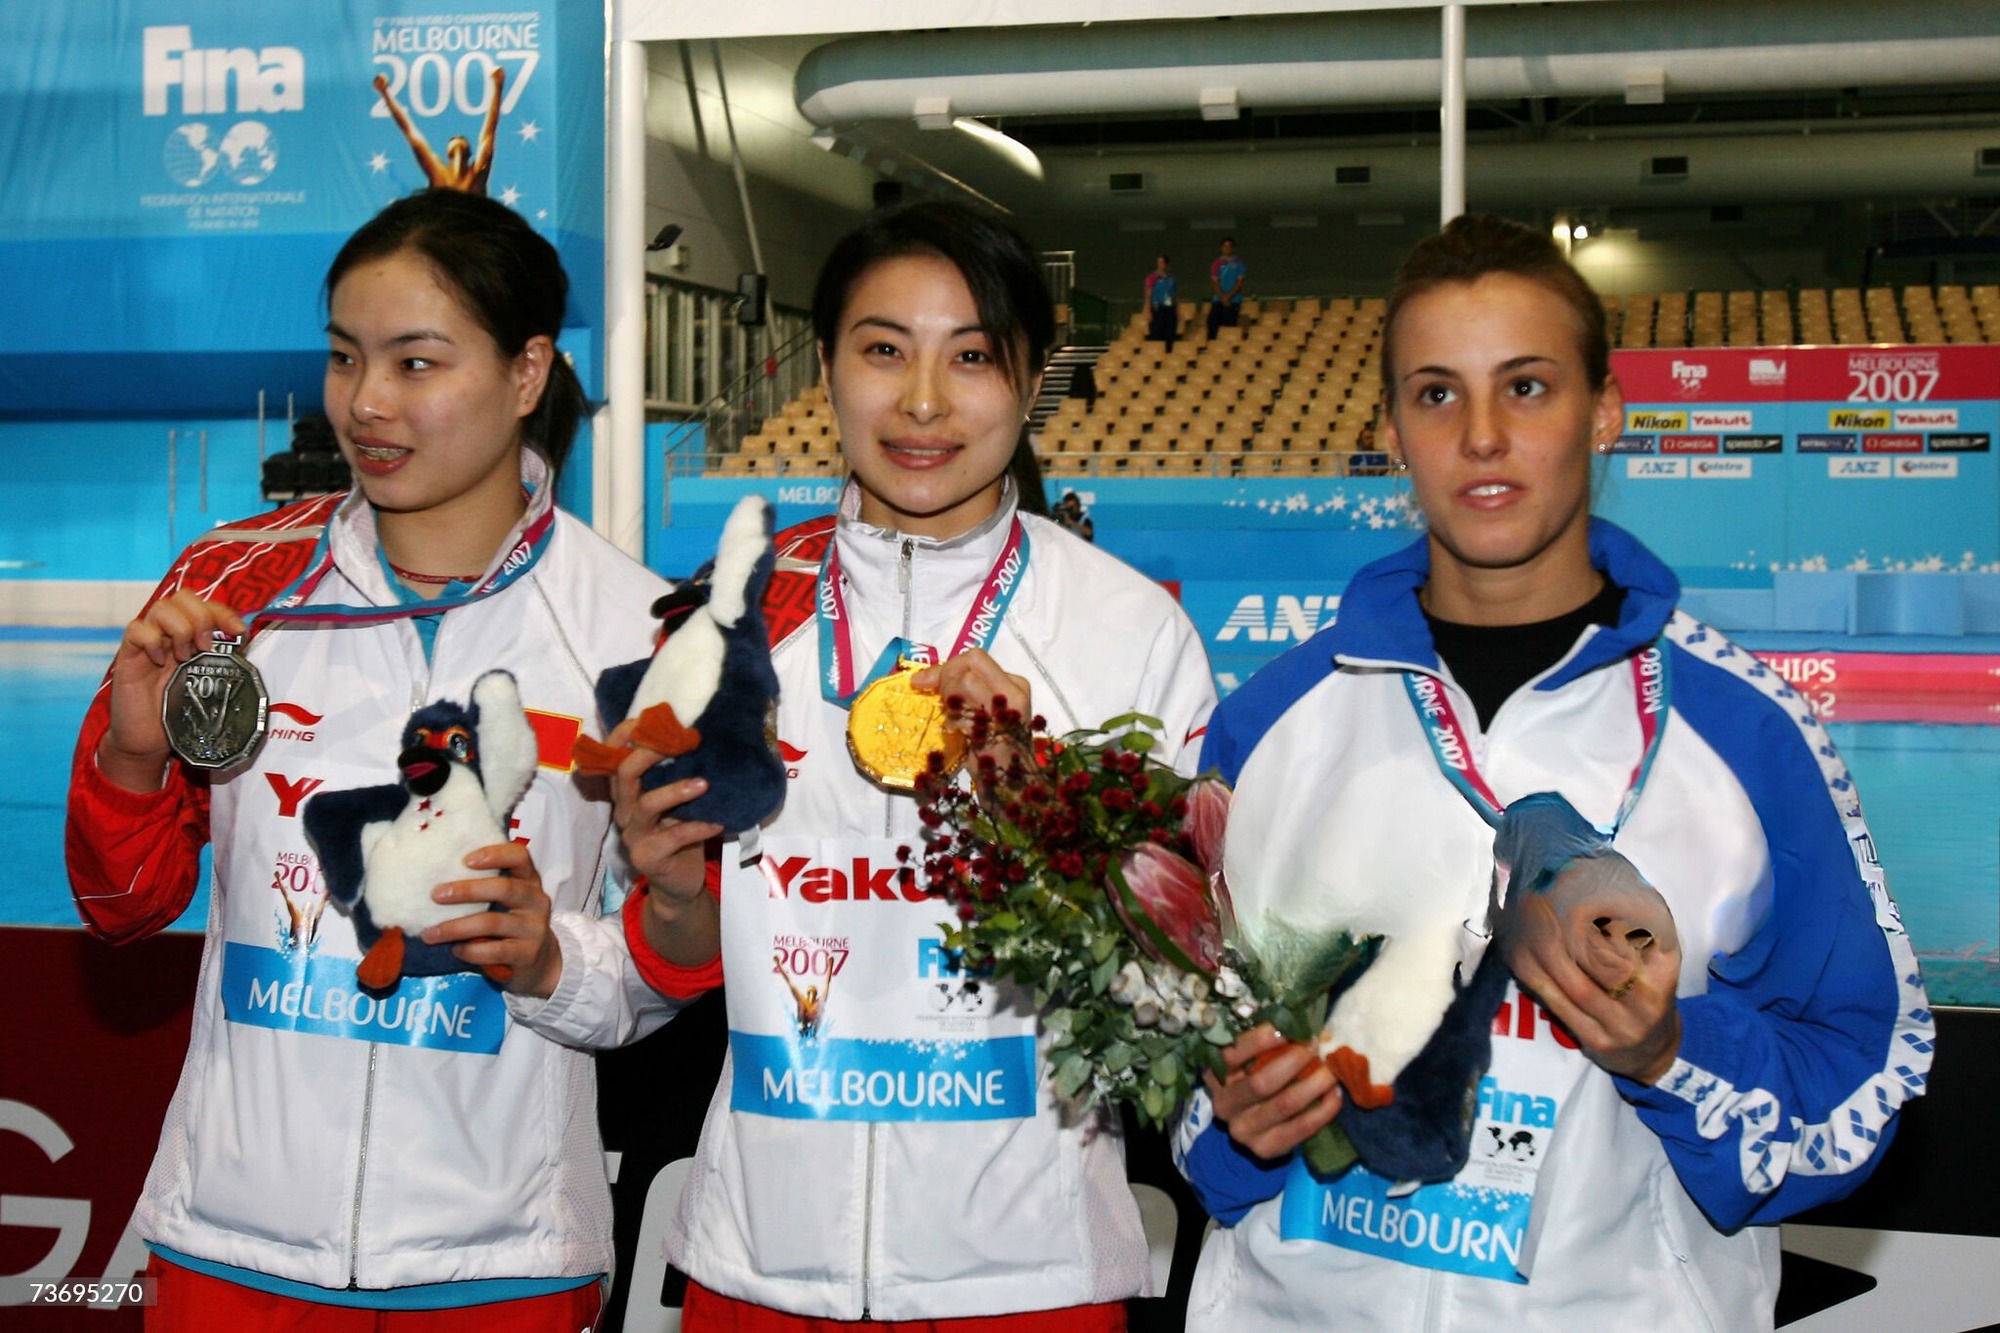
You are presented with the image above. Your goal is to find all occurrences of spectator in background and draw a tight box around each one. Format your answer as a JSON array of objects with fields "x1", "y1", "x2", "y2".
[
  {"x1": 1207, "y1": 237, "x2": 1246, "y2": 338},
  {"x1": 1145, "y1": 254, "x2": 1180, "y2": 351},
  {"x1": 1054, "y1": 489, "x2": 1095, "y2": 542}
]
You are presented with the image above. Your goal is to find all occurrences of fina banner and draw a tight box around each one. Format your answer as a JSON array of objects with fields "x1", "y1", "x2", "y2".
[
  {"x1": 1600, "y1": 346, "x2": 2000, "y2": 575},
  {"x1": 0, "y1": 1, "x2": 603, "y2": 414}
]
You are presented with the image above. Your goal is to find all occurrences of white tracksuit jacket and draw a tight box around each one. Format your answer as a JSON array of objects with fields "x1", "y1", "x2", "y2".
[
  {"x1": 1173, "y1": 520, "x2": 1932, "y2": 1333},
  {"x1": 557, "y1": 487, "x2": 1218, "y2": 1320},
  {"x1": 68, "y1": 467, "x2": 680, "y2": 1292}
]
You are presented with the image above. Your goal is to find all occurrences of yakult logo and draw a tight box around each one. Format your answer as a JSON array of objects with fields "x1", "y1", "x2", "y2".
[
  {"x1": 1691, "y1": 410, "x2": 1752, "y2": 431},
  {"x1": 144, "y1": 25, "x2": 305, "y2": 116},
  {"x1": 763, "y1": 854, "x2": 925, "y2": 904},
  {"x1": 1895, "y1": 408, "x2": 1959, "y2": 430}
]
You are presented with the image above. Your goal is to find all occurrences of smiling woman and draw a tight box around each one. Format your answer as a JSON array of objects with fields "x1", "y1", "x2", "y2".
[
  {"x1": 63, "y1": 188, "x2": 678, "y2": 1327},
  {"x1": 586, "y1": 201, "x2": 1220, "y2": 1328}
]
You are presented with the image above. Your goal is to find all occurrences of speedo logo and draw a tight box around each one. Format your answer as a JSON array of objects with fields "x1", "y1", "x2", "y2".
[{"x1": 762, "y1": 854, "x2": 925, "y2": 903}]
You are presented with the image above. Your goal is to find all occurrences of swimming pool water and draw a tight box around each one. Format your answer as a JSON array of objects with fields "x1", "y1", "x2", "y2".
[{"x1": 13, "y1": 635, "x2": 1997, "y2": 1005}]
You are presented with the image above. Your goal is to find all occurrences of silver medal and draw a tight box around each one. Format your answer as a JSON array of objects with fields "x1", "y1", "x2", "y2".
[{"x1": 161, "y1": 634, "x2": 270, "y2": 771}]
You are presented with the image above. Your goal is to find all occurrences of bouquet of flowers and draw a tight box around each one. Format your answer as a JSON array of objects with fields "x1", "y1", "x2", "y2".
[{"x1": 914, "y1": 699, "x2": 1375, "y2": 1165}]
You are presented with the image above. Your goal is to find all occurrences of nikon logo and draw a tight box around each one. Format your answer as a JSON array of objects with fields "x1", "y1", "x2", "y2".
[
  {"x1": 1628, "y1": 411, "x2": 1686, "y2": 431},
  {"x1": 1829, "y1": 409, "x2": 1890, "y2": 430}
]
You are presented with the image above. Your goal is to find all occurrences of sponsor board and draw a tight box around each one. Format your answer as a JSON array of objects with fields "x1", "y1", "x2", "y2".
[
  {"x1": 1895, "y1": 457, "x2": 1960, "y2": 478},
  {"x1": 1722, "y1": 434, "x2": 1784, "y2": 454},
  {"x1": 1829, "y1": 408, "x2": 1892, "y2": 430},
  {"x1": 1627, "y1": 410, "x2": 1686, "y2": 431},
  {"x1": 1828, "y1": 458, "x2": 1891, "y2": 479},
  {"x1": 1626, "y1": 458, "x2": 1688, "y2": 479},
  {"x1": 1862, "y1": 434, "x2": 1924, "y2": 454},
  {"x1": 1690, "y1": 410, "x2": 1754, "y2": 431},
  {"x1": 1690, "y1": 458, "x2": 1753, "y2": 479},
  {"x1": 1797, "y1": 433, "x2": 1858, "y2": 453},
  {"x1": 1928, "y1": 433, "x2": 1991, "y2": 453},
  {"x1": 1608, "y1": 434, "x2": 1655, "y2": 454},
  {"x1": 1659, "y1": 434, "x2": 1720, "y2": 454}
]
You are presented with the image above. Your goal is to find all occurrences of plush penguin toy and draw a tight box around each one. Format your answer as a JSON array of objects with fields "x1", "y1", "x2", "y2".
[
  {"x1": 303, "y1": 669, "x2": 539, "y2": 992},
  {"x1": 574, "y1": 494, "x2": 786, "y2": 837},
  {"x1": 1333, "y1": 791, "x2": 1679, "y2": 1185}
]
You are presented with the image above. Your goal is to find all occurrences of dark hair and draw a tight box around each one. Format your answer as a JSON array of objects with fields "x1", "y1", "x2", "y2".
[
  {"x1": 325, "y1": 189, "x2": 585, "y2": 478},
  {"x1": 1383, "y1": 213, "x2": 1609, "y2": 391},
  {"x1": 1008, "y1": 439, "x2": 1052, "y2": 518},
  {"x1": 811, "y1": 201, "x2": 1055, "y2": 396}
]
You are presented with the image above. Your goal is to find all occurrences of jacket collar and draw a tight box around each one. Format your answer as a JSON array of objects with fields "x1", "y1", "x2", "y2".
[
  {"x1": 1326, "y1": 518, "x2": 1679, "y2": 689},
  {"x1": 326, "y1": 451, "x2": 554, "y2": 605},
  {"x1": 830, "y1": 476, "x2": 1020, "y2": 594}
]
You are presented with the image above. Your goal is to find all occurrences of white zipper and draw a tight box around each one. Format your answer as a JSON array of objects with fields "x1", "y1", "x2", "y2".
[
  {"x1": 860, "y1": 1124, "x2": 878, "y2": 1318},
  {"x1": 346, "y1": 1044, "x2": 379, "y2": 1288}
]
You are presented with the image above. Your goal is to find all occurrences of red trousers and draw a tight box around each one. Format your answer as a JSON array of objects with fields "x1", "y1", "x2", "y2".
[{"x1": 682, "y1": 1279, "x2": 1125, "y2": 1332}]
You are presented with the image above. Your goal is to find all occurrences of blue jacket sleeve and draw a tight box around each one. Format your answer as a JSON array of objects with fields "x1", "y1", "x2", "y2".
[
  {"x1": 1618, "y1": 645, "x2": 1934, "y2": 1230},
  {"x1": 1172, "y1": 1089, "x2": 1293, "y2": 1226}
]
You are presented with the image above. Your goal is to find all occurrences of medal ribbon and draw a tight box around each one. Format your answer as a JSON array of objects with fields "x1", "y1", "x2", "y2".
[
  {"x1": 816, "y1": 518, "x2": 1030, "y2": 707},
  {"x1": 1403, "y1": 642, "x2": 1669, "y2": 833},
  {"x1": 248, "y1": 505, "x2": 557, "y2": 629}
]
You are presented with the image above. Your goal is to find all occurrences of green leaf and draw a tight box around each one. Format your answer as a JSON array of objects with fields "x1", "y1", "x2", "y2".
[
  {"x1": 1055, "y1": 1053, "x2": 1091, "y2": 1099},
  {"x1": 988, "y1": 911, "x2": 1022, "y2": 933},
  {"x1": 1090, "y1": 932, "x2": 1117, "y2": 963},
  {"x1": 1089, "y1": 954, "x2": 1119, "y2": 995},
  {"x1": 1140, "y1": 1082, "x2": 1169, "y2": 1125},
  {"x1": 1150, "y1": 1051, "x2": 1183, "y2": 1089},
  {"x1": 1103, "y1": 1041, "x2": 1136, "y2": 1074},
  {"x1": 1203, "y1": 1019, "x2": 1236, "y2": 1046},
  {"x1": 1120, "y1": 730, "x2": 1156, "y2": 754}
]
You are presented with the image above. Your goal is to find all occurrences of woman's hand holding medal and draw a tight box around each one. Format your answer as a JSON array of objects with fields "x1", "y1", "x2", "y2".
[
  {"x1": 1505, "y1": 921, "x2": 1682, "y2": 1086},
  {"x1": 100, "y1": 591, "x2": 250, "y2": 793},
  {"x1": 609, "y1": 717, "x2": 724, "y2": 969},
  {"x1": 908, "y1": 647, "x2": 1033, "y2": 775}
]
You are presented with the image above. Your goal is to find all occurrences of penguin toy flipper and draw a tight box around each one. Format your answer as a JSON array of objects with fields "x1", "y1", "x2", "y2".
[
  {"x1": 470, "y1": 670, "x2": 539, "y2": 823},
  {"x1": 302, "y1": 783, "x2": 410, "y2": 911},
  {"x1": 594, "y1": 657, "x2": 650, "y2": 736}
]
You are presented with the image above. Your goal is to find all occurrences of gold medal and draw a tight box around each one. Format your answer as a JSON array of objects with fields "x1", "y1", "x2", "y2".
[{"x1": 845, "y1": 664, "x2": 967, "y2": 791}]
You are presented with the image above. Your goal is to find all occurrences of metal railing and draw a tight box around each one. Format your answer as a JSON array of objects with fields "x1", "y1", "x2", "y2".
[
  {"x1": 678, "y1": 446, "x2": 1398, "y2": 482},
  {"x1": 655, "y1": 324, "x2": 819, "y2": 466}
]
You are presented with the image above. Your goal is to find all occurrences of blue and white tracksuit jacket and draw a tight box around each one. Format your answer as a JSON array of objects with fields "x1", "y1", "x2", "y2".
[{"x1": 1173, "y1": 520, "x2": 1932, "y2": 1332}]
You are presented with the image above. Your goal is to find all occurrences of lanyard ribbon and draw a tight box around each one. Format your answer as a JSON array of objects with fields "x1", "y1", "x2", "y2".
[
  {"x1": 1404, "y1": 641, "x2": 1669, "y2": 834},
  {"x1": 251, "y1": 505, "x2": 556, "y2": 629},
  {"x1": 816, "y1": 518, "x2": 1030, "y2": 707}
]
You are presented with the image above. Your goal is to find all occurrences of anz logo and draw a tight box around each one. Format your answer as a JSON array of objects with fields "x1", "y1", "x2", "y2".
[{"x1": 1213, "y1": 594, "x2": 1341, "y2": 643}]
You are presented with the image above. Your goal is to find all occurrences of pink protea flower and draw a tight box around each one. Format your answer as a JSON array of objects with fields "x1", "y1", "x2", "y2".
[
  {"x1": 1183, "y1": 779, "x2": 1231, "y2": 881},
  {"x1": 1110, "y1": 842, "x2": 1222, "y2": 973}
]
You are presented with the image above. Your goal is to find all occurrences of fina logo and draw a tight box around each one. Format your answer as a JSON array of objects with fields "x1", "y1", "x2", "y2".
[
  {"x1": 145, "y1": 25, "x2": 302, "y2": 188},
  {"x1": 1670, "y1": 359, "x2": 1709, "y2": 397}
]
